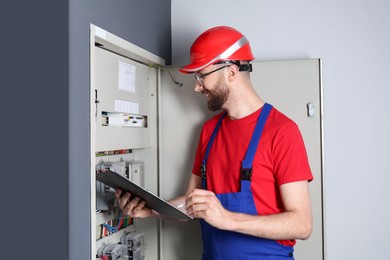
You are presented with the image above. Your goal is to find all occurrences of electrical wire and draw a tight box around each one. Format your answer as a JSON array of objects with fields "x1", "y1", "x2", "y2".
[
  {"x1": 99, "y1": 210, "x2": 132, "y2": 238},
  {"x1": 150, "y1": 65, "x2": 184, "y2": 87},
  {"x1": 102, "y1": 211, "x2": 123, "y2": 233}
]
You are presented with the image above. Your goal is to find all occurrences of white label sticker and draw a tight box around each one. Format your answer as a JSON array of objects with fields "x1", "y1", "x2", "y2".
[
  {"x1": 118, "y1": 61, "x2": 136, "y2": 93},
  {"x1": 115, "y1": 99, "x2": 139, "y2": 114}
]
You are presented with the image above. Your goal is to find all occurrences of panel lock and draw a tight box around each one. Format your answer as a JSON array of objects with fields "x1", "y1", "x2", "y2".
[{"x1": 307, "y1": 102, "x2": 315, "y2": 117}]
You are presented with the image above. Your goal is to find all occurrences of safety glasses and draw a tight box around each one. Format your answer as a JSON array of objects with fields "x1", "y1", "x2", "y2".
[
  {"x1": 194, "y1": 64, "x2": 231, "y2": 86},
  {"x1": 193, "y1": 61, "x2": 252, "y2": 86}
]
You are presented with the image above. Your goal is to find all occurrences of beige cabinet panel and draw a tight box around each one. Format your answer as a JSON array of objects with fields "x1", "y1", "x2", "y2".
[
  {"x1": 251, "y1": 60, "x2": 323, "y2": 260},
  {"x1": 94, "y1": 47, "x2": 155, "y2": 152}
]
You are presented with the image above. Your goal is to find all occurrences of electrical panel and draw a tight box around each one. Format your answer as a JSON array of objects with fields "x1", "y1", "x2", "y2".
[{"x1": 92, "y1": 28, "x2": 162, "y2": 259}]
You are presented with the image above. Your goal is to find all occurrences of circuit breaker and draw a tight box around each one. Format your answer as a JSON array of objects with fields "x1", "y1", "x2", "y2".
[
  {"x1": 96, "y1": 159, "x2": 145, "y2": 211},
  {"x1": 121, "y1": 232, "x2": 145, "y2": 260}
]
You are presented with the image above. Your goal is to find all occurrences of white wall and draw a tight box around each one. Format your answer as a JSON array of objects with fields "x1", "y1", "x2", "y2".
[{"x1": 171, "y1": 1, "x2": 390, "y2": 259}]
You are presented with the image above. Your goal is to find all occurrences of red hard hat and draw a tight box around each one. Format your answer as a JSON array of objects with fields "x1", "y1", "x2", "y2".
[{"x1": 179, "y1": 26, "x2": 254, "y2": 74}]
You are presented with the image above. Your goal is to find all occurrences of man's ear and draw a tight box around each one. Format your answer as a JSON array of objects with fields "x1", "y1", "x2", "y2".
[{"x1": 227, "y1": 64, "x2": 239, "y2": 83}]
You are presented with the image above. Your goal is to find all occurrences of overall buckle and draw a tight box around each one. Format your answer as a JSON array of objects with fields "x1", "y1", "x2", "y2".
[
  {"x1": 200, "y1": 164, "x2": 207, "y2": 180},
  {"x1": 240, "y1": 167, "x2": 253, "y2": 181}
]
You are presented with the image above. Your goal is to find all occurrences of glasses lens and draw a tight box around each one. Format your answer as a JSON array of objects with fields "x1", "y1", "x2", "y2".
[{"x1": 194, "y1": 74, "x2": 203, "y2": 85}]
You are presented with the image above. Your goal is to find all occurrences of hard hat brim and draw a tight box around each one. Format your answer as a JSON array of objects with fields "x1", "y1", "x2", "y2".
[{"x1": 179, "y1": 62, "x2": 209, "y2": 74}]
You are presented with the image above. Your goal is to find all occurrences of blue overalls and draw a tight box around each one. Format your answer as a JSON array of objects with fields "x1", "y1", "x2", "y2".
[{"x1": 200, "y1": 103, "x2": 294, "y2": 260}]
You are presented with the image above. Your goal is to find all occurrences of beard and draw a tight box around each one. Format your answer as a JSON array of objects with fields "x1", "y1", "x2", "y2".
[{"x1": 206, "y1": 76, "x2": 230, "y2": 111}]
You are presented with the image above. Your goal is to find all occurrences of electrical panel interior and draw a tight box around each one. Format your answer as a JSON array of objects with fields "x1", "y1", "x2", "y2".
[{"x1": 94, "y1": 44, "x2": 159, "y2": 260}]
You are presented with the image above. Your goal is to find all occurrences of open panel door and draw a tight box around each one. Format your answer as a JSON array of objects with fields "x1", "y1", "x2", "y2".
[{"x1": 251, "y1": 60, "x2": 324, "y2": 260}]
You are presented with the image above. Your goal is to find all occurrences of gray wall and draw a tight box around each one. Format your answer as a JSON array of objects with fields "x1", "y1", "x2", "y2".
[
  {"x1": 3, "y1": 1, "x2": 169, "y2": 258},
  {"x1": 1, "y1": 1, "x2": 69, "y2": 260},
  {"x1": 172, "y1": 1, "x2": 390, "y2": 259},
  {"x1": 69, "y1": 1, "x2": 171, "y2": 259}
]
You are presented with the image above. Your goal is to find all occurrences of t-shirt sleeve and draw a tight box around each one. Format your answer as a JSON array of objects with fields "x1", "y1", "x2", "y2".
[{"x1": 272, "y1": 121, "x2": 313, "y2": 184}]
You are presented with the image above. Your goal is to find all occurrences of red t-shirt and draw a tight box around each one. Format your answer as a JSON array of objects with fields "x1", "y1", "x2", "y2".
[{"x1": 192, "y1": 106, "x2": 313, "y2": 246}]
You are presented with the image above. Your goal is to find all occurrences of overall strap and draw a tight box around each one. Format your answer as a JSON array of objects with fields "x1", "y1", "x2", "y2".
[
  {"x1": 201, "y1": 111, "x2": 227, "y2": 189},
  {"x1": 241, "y1": 103, "x2": 273, "y2": 181}
]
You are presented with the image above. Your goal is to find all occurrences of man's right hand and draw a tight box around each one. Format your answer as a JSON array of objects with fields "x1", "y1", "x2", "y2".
[{"x1": 115, "y1": 188, "x2": 158, "y2": 218}]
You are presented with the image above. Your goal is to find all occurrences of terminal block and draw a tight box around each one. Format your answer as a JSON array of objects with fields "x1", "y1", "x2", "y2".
[{"x1": 97, "y1": 243, "x2": 128, "y2": 260}]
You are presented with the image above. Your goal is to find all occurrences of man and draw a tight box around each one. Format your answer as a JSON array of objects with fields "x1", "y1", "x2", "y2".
[{"x1": 116, "y1": 26, "x2": 313, "y2": 259}]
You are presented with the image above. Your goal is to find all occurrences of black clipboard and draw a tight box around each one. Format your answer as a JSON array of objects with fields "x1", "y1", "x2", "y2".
[{"x1": 96, "y1": 170, "x2": 193, "y2": 221}]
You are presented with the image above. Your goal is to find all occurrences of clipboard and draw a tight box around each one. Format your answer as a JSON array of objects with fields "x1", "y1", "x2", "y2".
[{"x1": 96, "y1": 170, "x2": 193, "y2": 221}]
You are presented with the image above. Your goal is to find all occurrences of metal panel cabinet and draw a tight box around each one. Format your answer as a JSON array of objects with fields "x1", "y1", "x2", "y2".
[{"x1": 91, "y1": 25, "x2": 163, "y2": 260}]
